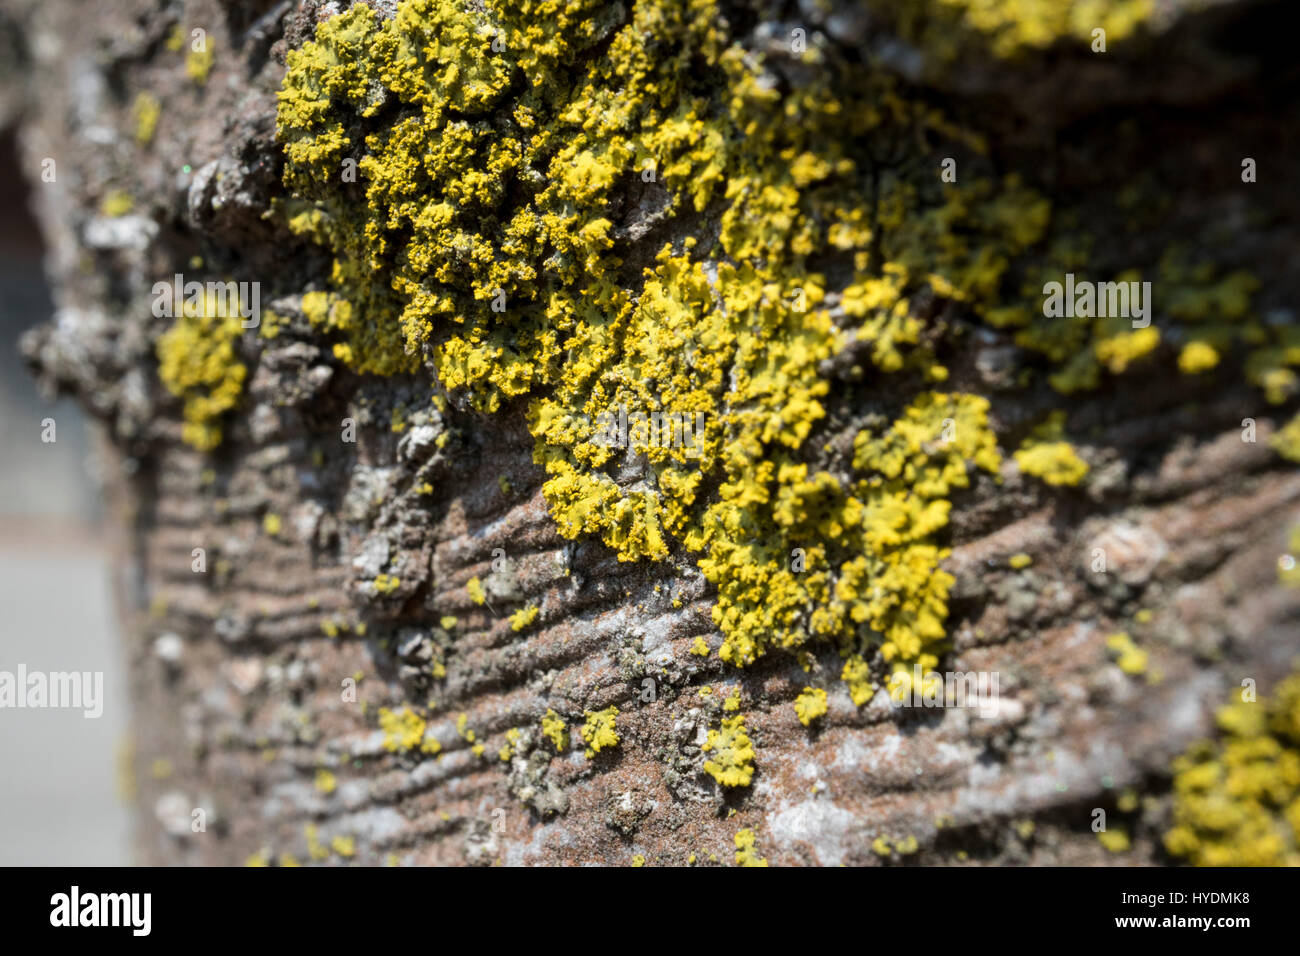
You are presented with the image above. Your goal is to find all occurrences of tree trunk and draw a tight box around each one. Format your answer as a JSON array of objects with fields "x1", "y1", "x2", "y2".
[{"x1": 7, "y1": 0, "x2": 1300, "y2": 866}]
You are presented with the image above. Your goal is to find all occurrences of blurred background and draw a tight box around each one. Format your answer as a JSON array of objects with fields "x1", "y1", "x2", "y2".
[{"x1": 0, "y1": 126, "x2": 129, "y2": 864}]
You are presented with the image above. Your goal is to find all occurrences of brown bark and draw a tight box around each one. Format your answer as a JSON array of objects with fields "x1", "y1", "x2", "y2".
[{"x1": 5, "y1": 0, "x2": 1300, "y2": 866}]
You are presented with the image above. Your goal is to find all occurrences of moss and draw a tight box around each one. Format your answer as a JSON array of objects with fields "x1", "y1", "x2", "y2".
[
  {"x1": 794, "y1": 687, "x2": 828, "y2": 727},
  {"x1": 1164, "y1": 666, "x2": 1300, "y2": 866},
  {"x1": 702, "y1": 713, "x2": 755, "y2": 788},
  {"x1": 580, "y1": 706, "x2": 620, "y2": 757},
  {"x1": 733, "y1": 828, "x2": 768, "y2": 867}
]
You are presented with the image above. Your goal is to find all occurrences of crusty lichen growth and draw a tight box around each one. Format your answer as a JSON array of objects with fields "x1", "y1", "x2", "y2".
[
  {"x1": 580, "y1": 706, "x2": 620, "y2": 758},
  {"x1": 540, "y1": 709, "x2": 568, "y2": 753},
  {"x1": 1164, "y1": 667, "x2": 1300, "y2": 866},
  {"x1": 702, "y1": 713, "x2": 756, "y2": 788},
  {"x1": 378, "y1": 705, "x2": 441, "y2": 755},
  {"x1": 156, "y1": 290, "x2": 248, "y2": 451},
  {"x1": 275, "y1": 0, "x2": 1276, "y2": 706},
  {"x1": 733, "y1": 827, "x2": 768, "y2": 867},
  {"x1": 793, "y1": 687, "x2": 828, "y2": 727}
]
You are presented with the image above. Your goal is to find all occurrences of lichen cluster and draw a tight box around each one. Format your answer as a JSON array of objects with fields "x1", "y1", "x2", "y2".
[
  {"x1": 1164, "y1": 668, "x2": 1300, "y2": 866},
  {"x1": 268, "y1": 0, "x2": 1276, "y2": 713}
]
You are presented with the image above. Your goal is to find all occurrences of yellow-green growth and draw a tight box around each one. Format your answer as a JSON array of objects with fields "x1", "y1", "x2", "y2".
[
  {"x1": 186, "y1": 43, "x2": 214, "y2": 85},
  {"x1": 133, "y1": 92, "x2": 161, "y2": 145},
  {"x1": 509, "y1": 604, "x2": 539, "y2": 631},
  {"x1": 467, "y1": 576, "x2": 487, "y2": 606},
  {"x1": 378, "y1": 706, "x2": 441, "y2": 755},
  {"x1": 1106, "y1": 632, "x2": 1148, "y2": 676},
  {"x1": 703, "y1": 714, "x2": 755, "y2": 788},
  {"x1": 794, "y1": 687, "x2": 828, "y2": 727},
  {"x1": 1014, "y1": 412, "x2": 1088, "y2": 487},
  {"x1": 1164, "y1": 667, "x2": 1300, "y2": 866},
  {"x1": 540, "y1": 709, "x2": 568, "y2": 752},
  {"x1": 156, "y1": 289, "x2": 248, "y2": 451},
  {"x1": 581, "y1": 706, "x2": 619, "y2": 757},
  {"x1": 101, "y1": 190, "x2": 133, "y2": 217},
  {"x1": 734, "y1": 828, "x2": 768, "y2": 866}
]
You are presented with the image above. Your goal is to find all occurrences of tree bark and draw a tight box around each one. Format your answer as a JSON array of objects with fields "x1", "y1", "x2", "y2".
[{"x1": 6, "y1": 0, "x2": 1300, "y2": 866}]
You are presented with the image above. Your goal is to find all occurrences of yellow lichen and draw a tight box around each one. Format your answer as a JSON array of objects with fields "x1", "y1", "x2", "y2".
[
  {"x1": 509, "y1": 604, "x2": 539, "y2": 631},
  {"x1": 733, "y1": 828, "x2": 768, "y2": 867},
  {"x1": 1165, "y1": 666, "x2": 1300, "y2": 866},
  {"x1": 580, "y1": 706, "x2": 620, "y2": 757},
  {"x1": 794, "y1": 687, "x2": 828, "y2": 727},
  {"x1": 540, "y1": 708, "x2": 568, "y2": 752},
  {"x1": 702, "y1": 713, "x2": 755, "y2": 788},
  {"x1": 378, "y1": 705, "x2": 441, "y2": 755}
]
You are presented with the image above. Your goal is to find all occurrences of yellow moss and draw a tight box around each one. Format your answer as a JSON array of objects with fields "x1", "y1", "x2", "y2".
[
  {"x1": 734, "y1": 828, "x2": 769, "y2": 867},
  {"x1": 1165, "y1": 667, "x2": 1300, "y2": 866},
  {"x1": 580, "y1": 706, "x2": 620, "y2": 757},
  {"x1": 794, "y1": 687, "x2": 828, "y2": 726},
  {"x1": 540, "y1": 709, "x2": 569, "y2": 752},
  {"x1": 702, "y1": 713, "x2": 755, "y2": 788}
]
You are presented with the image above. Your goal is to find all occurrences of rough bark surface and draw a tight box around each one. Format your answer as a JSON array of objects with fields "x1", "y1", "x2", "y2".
[{"x1": 4, "y1": 0, "x2": 1299, "y2": 866}]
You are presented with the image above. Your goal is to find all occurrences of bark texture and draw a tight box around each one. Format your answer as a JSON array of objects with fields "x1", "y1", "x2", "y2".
[{"x1": 5, "y1": 0, "x2": 1300, "y2": 866}]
